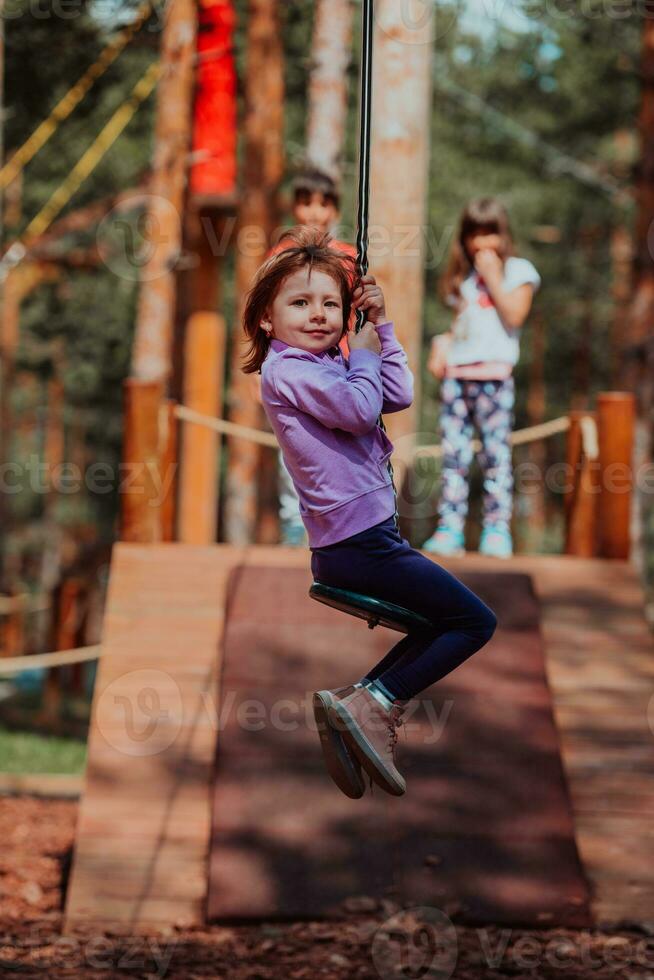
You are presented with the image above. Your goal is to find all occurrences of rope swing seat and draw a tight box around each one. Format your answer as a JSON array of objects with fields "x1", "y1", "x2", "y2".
[{"x1": 309, "y1": 581, "x2": 433, "y2": 634}]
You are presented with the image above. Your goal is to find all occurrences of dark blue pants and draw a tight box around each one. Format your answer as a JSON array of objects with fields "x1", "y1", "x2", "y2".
[{"x1": 310, "y1": 517, "x2": 497, "y2": 700}]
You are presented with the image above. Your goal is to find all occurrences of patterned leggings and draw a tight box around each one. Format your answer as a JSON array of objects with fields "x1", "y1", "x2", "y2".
[{"x1": 438, "y1": 377, "x2": 515, "y2": 532}]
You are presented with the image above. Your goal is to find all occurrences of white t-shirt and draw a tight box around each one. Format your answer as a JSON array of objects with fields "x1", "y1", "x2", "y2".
[{"x1": 446, "y1": 256, "x2": 541, "y2": 368}]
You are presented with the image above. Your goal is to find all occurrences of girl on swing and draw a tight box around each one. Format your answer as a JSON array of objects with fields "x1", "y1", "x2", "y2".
[{"x1": 242, "y1": 226, "x2": 497, "y2": 800}]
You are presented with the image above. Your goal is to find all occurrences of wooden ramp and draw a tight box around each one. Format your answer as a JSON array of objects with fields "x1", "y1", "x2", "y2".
[
  {"x1": 64, "y1": 546, "x2": 654, "y2": 931},
  {"x1": 63, "y1": 544, "x2": 242, "y2": 931}
]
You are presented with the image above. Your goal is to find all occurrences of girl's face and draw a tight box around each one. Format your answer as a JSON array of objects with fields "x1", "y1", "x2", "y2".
[
  {"x1": 261, "y1": 267, "x2": 345, "y2": 353},
  {"x1": 464, "y1": 225, "x2": 502, "y2": 260}
]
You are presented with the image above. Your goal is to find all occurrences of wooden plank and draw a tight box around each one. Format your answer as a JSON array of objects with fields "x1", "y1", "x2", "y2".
[
  {"x1": 64, "y1": 543, "x2": 245, "y2": 931},
  {"x1": 0, "y1": 773, "x2": 83, "y2": 798},
  {"x1": 454, "y1": 553, "x2": 654, "y2": 928}
]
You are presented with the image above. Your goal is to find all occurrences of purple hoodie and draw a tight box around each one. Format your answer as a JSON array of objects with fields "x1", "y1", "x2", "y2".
[{"x1": 260, "y1": 322, "x2": 414, "y2": 547}]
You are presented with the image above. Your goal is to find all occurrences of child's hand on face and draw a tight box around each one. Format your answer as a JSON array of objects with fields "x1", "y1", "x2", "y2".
[
  {"x1": 474, "y1": 248, "x2": 503, "y2": 286},
  {"x1": 428, "y1": 334, "x2": 451, "y2": 380},
  {"x1": 352, "y1": 274, "x2": 387, "y2": 325},
  {"x1": 348, "y1": 322, "x2": 382, "y2": 356}
]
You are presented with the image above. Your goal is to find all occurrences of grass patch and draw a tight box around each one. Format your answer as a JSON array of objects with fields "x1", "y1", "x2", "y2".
[{"x1": 0, "y1": 726, "x2": 87, "y2": 774}]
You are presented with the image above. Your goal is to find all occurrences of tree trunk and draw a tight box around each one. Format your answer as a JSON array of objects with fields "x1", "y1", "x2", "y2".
[
  {"x1": 307, "y1": 0, "x2": 354, "y2": 179},
  {"x1": 369, "y1": 0, "x2": 433, "y2": 454},
  {"x1": 130, "y1": 0, "x2": 197, "y2": 383},
  {"x1": 622, "y1": 12, "x2": 654, "y2": 399},
  {"x1": 223, "y1": 0, "x2": 284, "y2": 544}
]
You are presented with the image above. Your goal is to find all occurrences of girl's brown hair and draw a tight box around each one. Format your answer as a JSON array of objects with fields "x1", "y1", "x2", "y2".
[
  {"x1": 439, "y1": 197, "x2": 514, "y2": 305},
  {"x1": 242, "y1": 226, "x2": 358, "y2": 374}
]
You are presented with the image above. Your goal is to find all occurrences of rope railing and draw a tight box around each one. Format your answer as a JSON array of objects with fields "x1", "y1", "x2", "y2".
[
  {"x1": 0, "y1": 645, "x2": 101, "y2": 675},
  {"x1": 580, "y1": 414, "x2": 599, "y2": 460},
  {"x1": 173, "y1": 404, "x2": 279, "y2": 448},
  {"x1": 174, "y1": 403, "x2": 571, "y2": 457}
]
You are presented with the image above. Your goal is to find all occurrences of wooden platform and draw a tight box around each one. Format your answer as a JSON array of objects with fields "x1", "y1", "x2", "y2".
[
  {"x1": 64, "y1": 545, "x2": 654, "y2": 930},
  {"x1": 489, "y1": 555, "x2": 654, "y2": 928}
]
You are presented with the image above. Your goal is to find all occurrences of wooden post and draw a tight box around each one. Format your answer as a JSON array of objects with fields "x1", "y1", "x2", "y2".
[
  {"x1": 564, "y1": 411, "x2": 600, "y2": 558},
  {"x1": 1, "y1": 596, "x2": 24, "y2": 659},
  {"x1": 0, "y1": 262, "x2": 59, "y2": 587},
  {"x1": 224, "y1": 0, "x2": 284, "y2": 544},
  {"x1": 610, "y1": 225, "x2": 634, "y2": 388},
  {"x1": 597, "y1": 391, "x2": 636, "y2": 560},
  {"x1": 159, "y1": 398, "x2": 178, "y2": 542},
  {"x1": 369, "y1": 0, "x2": 433, "y2": 447},
  {"x1": 130, "y1": 0, "x2": 198, "y2": 382},
  {"x1": 174, "y1": 208, "x2": 233, "y2": 541},
  {"x1": 307, "y1": 0, "x2": 354, "y2": 179},
  {"x1": 178, "y1": 312, "x2": 225, "y2": 543},
  {"x1": 40, "y1": 578, "x2": 84, "y2": 726},
  {"x1": 524, "y1": 313, "x2": 546, "y2": 550},
  {"x1": 121, "y1": 379, "x2": 165, "y2": 543},
  {"x1": 44, "y1": 376, "x2": 65, "y2": 517}
]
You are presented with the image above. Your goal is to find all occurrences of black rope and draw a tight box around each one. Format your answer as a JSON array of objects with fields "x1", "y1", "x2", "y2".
[
  {"x1": 354, "y1": 0, "x2": 399, "y2": 530},
  {"x1": 355, "y1": 0, "x2": 374, "y2": 330}
]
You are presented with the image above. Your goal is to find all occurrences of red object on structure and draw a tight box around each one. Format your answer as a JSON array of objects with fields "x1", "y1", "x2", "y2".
[{"x1": 190, "y1": 0, "x2": 237, "y2": 200}]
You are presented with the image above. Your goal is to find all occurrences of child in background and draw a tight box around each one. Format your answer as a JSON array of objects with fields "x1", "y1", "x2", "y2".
[
  {"x1": 272, "y1": 168, "x2": 356, "y2": 546},
  {"x1": 243, "y1": 228, "x2": 496, "y2": 799},
  {"x1": 424, "y1": 197, "x2": 541, "y2": 559}
]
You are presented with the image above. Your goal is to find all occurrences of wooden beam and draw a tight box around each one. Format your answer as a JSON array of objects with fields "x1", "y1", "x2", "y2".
[
  {"x1": 565, "y1": 411, "x2": 599, "y2": 558},
  {"x1": 597, "y1": 391, "x2": 636, "y2": 560},
  {"x1": 121, "y1": 379, "x2": 165, "y2": 543},
  {"x1": 178, "y1": 312, "x2": 225, "y2": 543}
]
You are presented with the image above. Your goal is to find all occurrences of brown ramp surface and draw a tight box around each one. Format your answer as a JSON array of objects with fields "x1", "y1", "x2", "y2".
[{"x1": 208, "y1": 563, "x2": 591, "y2": 926}]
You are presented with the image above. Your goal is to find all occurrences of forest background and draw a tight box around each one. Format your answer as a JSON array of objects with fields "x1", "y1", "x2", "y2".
[{"x1": 3, "y1": 0, "x2": 650, "y2": 622}]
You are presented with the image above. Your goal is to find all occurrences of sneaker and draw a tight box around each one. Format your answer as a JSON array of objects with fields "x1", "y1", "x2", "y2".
[
  {"x1": 319, "y1": 684, "x2": 407, "y2": 796},
  {"x1": 422, "y1": 525, "x2": 465, "y2": 557},
  {"x1": 313, "y1": 686, "x2": 365, "y2": 799},
  {"x1": 479, "y1": 525, "x2": 513, "y2": 559}
]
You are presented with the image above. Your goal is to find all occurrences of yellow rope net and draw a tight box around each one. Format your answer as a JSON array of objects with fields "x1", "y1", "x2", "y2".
[{"x1": 0, "y1": 0, "x2": 155, "y2": 191}]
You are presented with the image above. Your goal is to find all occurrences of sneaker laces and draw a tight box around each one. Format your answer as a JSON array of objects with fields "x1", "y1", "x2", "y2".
[{"x1": 387, "y1": 707, "x2": 404, "y2": 752}]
